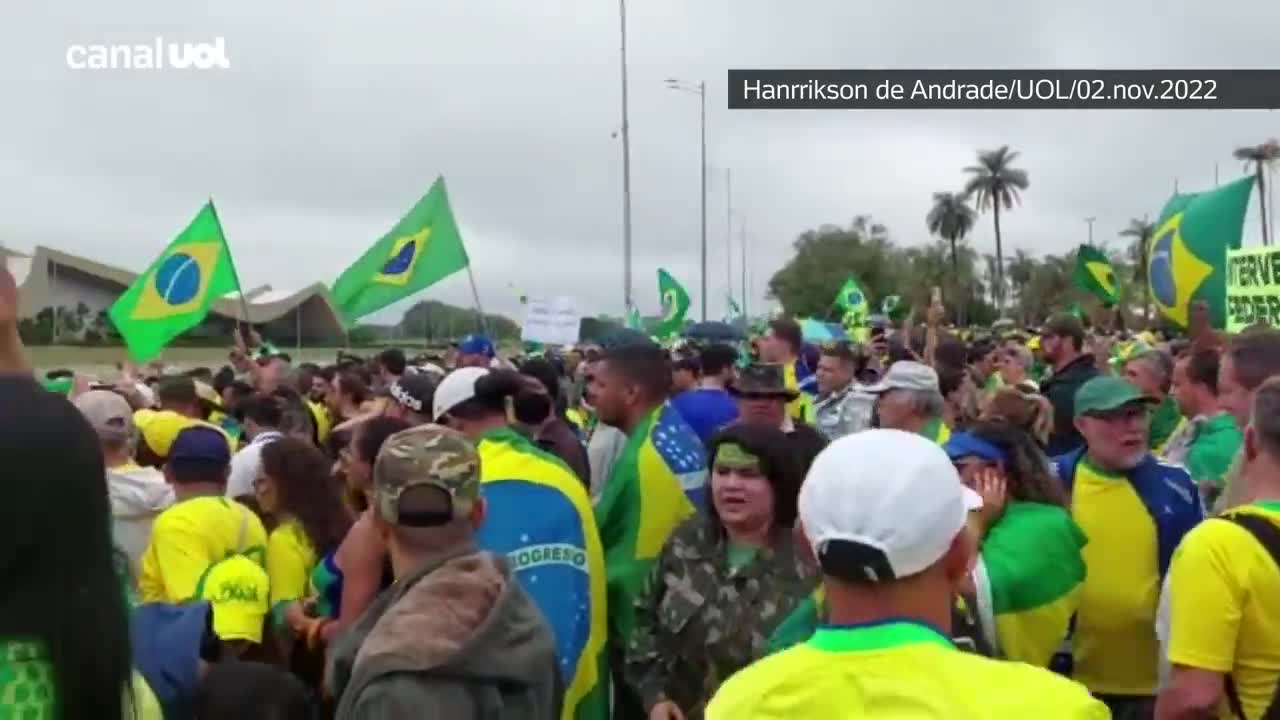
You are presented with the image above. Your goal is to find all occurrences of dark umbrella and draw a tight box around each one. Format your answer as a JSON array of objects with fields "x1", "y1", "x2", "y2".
[{"x1": 684, "y1": 321, "x2": 744, "y2": 342}]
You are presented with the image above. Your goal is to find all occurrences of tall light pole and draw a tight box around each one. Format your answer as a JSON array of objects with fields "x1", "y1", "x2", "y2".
[
  {"x1": 740, "y1": 216, "x2": 748, "y2": 322},
  {"x1": 725, "y1": 168, "x2": 733, "y2": 315},
  {"x1": 1085, "y1": 216, "x2": 1096, "y2": 246},
  {"x1": 618, "y1": 0, "x2": 634, "y2": 314},
  {"x1": 665, "y1": 78, "x2": 708, "y2": 321}
]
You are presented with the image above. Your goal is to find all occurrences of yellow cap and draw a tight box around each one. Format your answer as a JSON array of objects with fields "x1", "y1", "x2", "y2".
[
  {"x1": 1027, "y1": 336, "x2": 1041, "y2": 351},
  {"x1": 194, "y1": 381, "x2": 223, "y2": 409},
  {"x1": 197, "y1": 555, "x2": 269, "y2": 643},
  {"x1": 133, "y1": 409, "x2": 234, "y2": 458}
]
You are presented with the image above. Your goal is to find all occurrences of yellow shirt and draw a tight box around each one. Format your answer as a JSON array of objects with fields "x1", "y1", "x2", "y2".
[
  {"x1": 1167, "y1": 502, "x2": 1280, "y2": 719},
  {"x1": 266, "y1": 520, "x2": 318, "y2": 609},
  {"x1": 138, "y1": 496, "x2": 268, "y2": 603},
  {"x1": 1071, "y1": 459, "x2": 1161, "y2": 695},
  {"x1": 708, "y1": 621, "x2": 1108, "y2": 719}
]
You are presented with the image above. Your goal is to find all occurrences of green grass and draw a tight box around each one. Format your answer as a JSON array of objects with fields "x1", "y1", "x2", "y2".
[{"x1": 29, "y1": 346, "x2": 353, "y2": 376}]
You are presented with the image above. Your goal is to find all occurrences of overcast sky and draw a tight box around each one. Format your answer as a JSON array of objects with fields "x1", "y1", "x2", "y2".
[{"x1": 2, "y1": 0, "x2": 1277, "y2": 325}]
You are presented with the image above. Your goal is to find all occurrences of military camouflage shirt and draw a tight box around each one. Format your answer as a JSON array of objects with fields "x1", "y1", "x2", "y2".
[{"x1": 625, "y1": 517, "x2": 817, "y2": 720}]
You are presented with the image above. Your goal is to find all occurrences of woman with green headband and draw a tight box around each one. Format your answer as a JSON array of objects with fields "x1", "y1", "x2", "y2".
[{"x1": 625, "y1": 423, "x2": 816, "y2": 720}]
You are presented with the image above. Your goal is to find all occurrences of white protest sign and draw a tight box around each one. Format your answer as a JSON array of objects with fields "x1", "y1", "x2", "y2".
[{"x1": 521, "y1": 296, "x2": 581, "y2": 346}]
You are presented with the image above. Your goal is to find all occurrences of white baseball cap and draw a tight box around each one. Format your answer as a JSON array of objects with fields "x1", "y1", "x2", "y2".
[
  {"x1": 432, "y1": 367, "x2": 491, "y2": 421},
  {"x1": 862, "y1": 360, "x2": 940, "y2": 394},
  {"x1": 799, "y1": 428, "x2": 976, "y2": 583}
]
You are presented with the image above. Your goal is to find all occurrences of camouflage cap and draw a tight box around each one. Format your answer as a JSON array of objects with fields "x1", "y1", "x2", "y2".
[
  {"x1": 372, "y1": 424, "x2": 481, "y2": 527},
  {"x1": 730, "y1": 363, "x2": 798, "y2": 400}
]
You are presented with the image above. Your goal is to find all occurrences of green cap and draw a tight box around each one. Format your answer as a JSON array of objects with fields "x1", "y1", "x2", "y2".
[
  {"x1": 373, "y1": 424, "x2": 481, "y2": 527},
  {"x1": 1073, "y1": 376, "x2": 1155, "y2": 418}
]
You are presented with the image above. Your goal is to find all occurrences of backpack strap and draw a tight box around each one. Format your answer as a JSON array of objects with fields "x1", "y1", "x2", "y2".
[{"x1": 1219, "y1": 512, "x2": 1280, "y2": 720}]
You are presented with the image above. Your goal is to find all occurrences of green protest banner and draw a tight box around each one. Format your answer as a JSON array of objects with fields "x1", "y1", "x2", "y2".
[{"x1": 1225, "y1": 245, "x2": 1280, "y2": 332}]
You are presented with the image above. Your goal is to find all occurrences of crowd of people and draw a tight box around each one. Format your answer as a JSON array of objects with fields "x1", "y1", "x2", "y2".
[{"x1": 2, "y1": 251, "x2": 1280, "y2": 720}]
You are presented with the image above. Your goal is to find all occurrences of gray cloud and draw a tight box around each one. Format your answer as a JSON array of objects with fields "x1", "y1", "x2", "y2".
[{"x1": 2, "y1": 0, "x2": 1277, "y2": 326}]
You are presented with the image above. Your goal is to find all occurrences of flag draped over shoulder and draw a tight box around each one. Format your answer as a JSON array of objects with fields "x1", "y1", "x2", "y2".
[
  {"x1": 973, "y1": 501, "x2": 1087, "y2": 667},
  {"x1": 654, "y1": 269, "x2": 690, "y2": 337},
  {"x1": 473, "y1": 428, "x2": 609, "y2": 720},
  {"x1": 1073, "y1": 245, "x2": 1120, "y2": 306},
  {"x1": 1149, "y1": 175, "x2": 1254, "y2": 329},
  {"x1": 108, "y1": 202, "x2": 241, "y2": 363},
  {"x1": 330, "y1": 176, "x2": 469, "y2": 324},
  {"x1": 595, "y1": 403, "x2": 706, "y2": 644}
]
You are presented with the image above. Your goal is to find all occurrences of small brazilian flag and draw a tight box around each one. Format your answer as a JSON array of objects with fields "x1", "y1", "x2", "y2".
[
  {"x1": 108, "y1": 202, "x2": 241, "y2": 363},
  {"x1": 1073, "y1": 244, "x2": 1120, "y2": 307},
  {"x1": 331, "y1": 176, "x2": 470, "y2": 325},
  {"x1": 654, "y1": 269, "x2": 690, "y2": 337},
  {"x1": 835, "y1": 276, "x2": 868, "y2": 327},
  {"x1": 1149, "y1": 175, "x2": 1255, "y2": 329}
]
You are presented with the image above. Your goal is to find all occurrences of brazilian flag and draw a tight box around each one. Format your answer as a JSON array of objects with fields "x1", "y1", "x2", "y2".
[
  {"x1": 835, "y1": 276, "x2": 868, "y2": 328},
  {"x1": 1073, "y1": 245, "x2": 1119, "y2": 306},
  {"x1": 654, "y1": 269, "x2": 690, "y2": 337},
  {"x1": 330, "y1": 176, "x2": 470, "y2": 324},
  {"x1": 1149, "y1": 175, "x2": 1255, "y2": 329},
  {"x1": 108, "y1": 202, "x2": 242, "y2": 362}
]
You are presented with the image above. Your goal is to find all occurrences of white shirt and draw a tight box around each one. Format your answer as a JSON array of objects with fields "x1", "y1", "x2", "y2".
[{"x1": 225, "y1": 430, "x2": 283, "y2": 499}]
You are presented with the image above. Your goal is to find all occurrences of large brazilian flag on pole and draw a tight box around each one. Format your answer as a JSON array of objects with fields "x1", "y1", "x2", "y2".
[
  {"x1": 1148, "y1": 175, "x2": 1254, "y2": 329},
  {"x1": 473, "y1": 428, "x2": 609, "y2": 720},
  {"x1": 108, "y1": 202, "x2": 243, "y2": 362}
]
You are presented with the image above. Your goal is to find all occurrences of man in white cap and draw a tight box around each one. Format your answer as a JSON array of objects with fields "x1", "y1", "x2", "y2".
[
  {"x1": 707, "y1": 429, "x2": 1107, "y2": 719},
  {"x1": 74, "y1": 389, "x2": 174, "y2": 575},
  {"x1": 864, "y1": 360, "x2": 952, "y2": 443}
]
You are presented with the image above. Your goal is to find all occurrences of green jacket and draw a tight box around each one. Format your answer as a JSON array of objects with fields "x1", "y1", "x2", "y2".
[{"x1": 328, "y1": 544, "x2": 563, "y2": 720}]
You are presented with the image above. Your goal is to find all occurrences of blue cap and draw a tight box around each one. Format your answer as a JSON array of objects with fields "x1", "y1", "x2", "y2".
[
  {"x1": 942, "y1": 432, "x2": 1007, "y2": 465},
  {"x1": 456, "y1": 334, "x2": 495, "y2": 357},
  {"x1": 168, "y1": 425, "x2": 232, "y2": 465}
]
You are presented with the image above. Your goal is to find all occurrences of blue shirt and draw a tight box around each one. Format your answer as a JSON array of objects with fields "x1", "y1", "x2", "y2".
[{"x1": 672, "y1": 388, "x2": 740, "y2": 444}]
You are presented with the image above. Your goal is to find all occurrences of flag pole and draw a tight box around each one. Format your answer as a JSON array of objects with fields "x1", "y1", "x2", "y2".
[
  {"x1": 465, "y1": 264, "x2": 489, "y2": 336},
  {"x1": 206, "y1": 198, "x2": 253, "y2": 339}
]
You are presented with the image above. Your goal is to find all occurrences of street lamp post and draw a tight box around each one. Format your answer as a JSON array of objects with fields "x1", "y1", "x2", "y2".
[
  {"x1": 618, "y1": 0, "x2": 634, "y2": 314},
  {"x1": 665, "y1": 78, "x2": 708, "y2": 322},
  {"x1": 1085, "y1": 216, "x2": 1096, "y2": 246}
]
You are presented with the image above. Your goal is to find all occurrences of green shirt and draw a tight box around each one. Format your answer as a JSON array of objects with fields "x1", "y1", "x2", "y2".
[
  {"x1": 1149, "y1": 396, "x2": 1183, "y2": 452},
  {"x1": 726, "y1": 543, "x2": 760, "y2": 572},
  {"x1": 1185, "y1": 412, "x2": 1243, "y2": 487}
]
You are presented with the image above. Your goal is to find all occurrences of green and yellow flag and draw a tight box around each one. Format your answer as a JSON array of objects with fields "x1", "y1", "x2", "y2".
[
  {"x1": 108, "y1": 202, "x2": 241, "y2": 363},
  {"x1": 1149, "y1": 175, "x2": 1255, "y2": 329},
  {"x1": 976, "y1": 502, "x2": 1087, "y2": 667},
  {"x1": 595, "y1": 403, "x2": 705, "y2": 656},
  {"x1": 835, "y1": 276, "x2": 869, "y2": 328},
  {"x1": 1073, "y1": 245, "x2": 1120, "y2": 306},
  {"x1": 654, "y1": 269, "x2": 690, "y2": 337},
  {"x1": 331, "y1": 176, "x2": 469, "y2": 324},
  {"x1": 473, "y1": 428, "x2": 609, "y2": 720}
]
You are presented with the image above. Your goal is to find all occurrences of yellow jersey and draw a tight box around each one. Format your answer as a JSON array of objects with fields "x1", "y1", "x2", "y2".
[
  {"x1": 1166, "y1": 502, "x2": 1280, "y2": 719},
  {"x1": 139, "y1": 496, "x2": 268, "y2": 603},
  {"x1": 707, "y1": 621, "x2": 1107, "y2": 719},
  {"x1": 1070, "y1": 459, "x2": 1161, "y2": 696},
  {"x1": 265, "y1": 519, "x2": 318, "y2": 610}
]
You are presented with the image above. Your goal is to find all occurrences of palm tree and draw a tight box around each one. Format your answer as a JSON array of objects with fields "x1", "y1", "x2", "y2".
[
  {"x1": 1119, "y1": 218, "x2": 1155, "y2": 323},
  {"x1": 925, "y1": 192, "x2": 977, "y2": 324},
  {"x1": 1006, "y1": 249, "x2": 1036, "y2": 324},
  {"x1": 983, "y1": 253, "x2": 1001, "y2": 307},
  {"x1": 964, "y1": 146, "x2": 1030, "y2": 315},
  {"x1": 1233, "y1": 139, "x2": 1280, "y2": 245}
]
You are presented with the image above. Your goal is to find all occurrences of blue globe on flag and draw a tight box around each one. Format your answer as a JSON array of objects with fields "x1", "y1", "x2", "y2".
[
  {"x1": 846, "y1": 290, "x2": 863, "y2": 306},
  {"x1": 381, "y1": 242, "x2": 417, "y2": 276},
  {"x1": 153, "y1": 253, "x2": 202, "y2": 305},
  {"x1": 1148, "y1": 227, "x2": 1176, "y2": 308}
]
